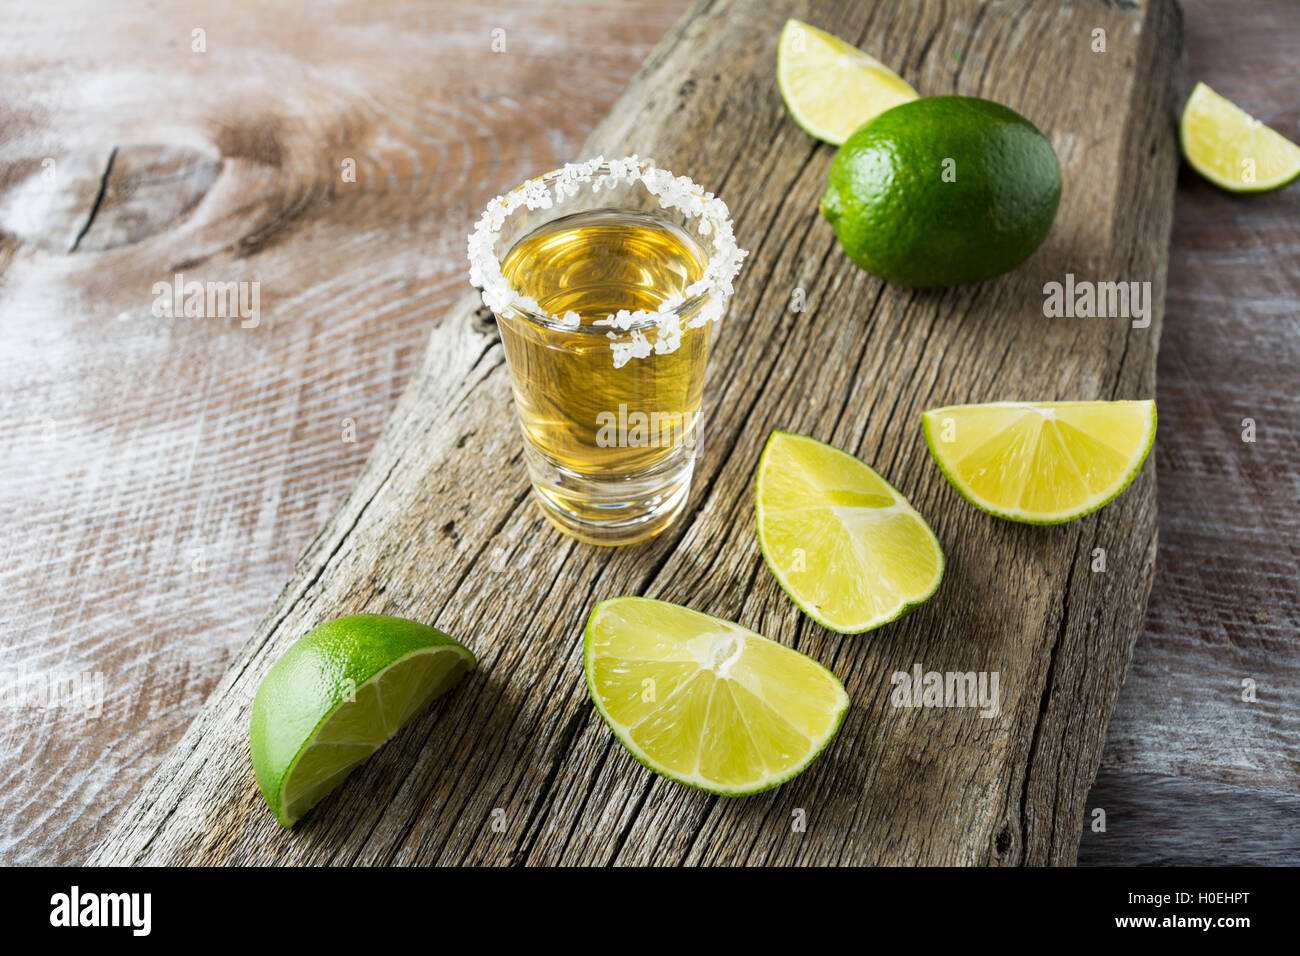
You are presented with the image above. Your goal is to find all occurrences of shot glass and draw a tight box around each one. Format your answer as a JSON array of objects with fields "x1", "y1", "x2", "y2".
[{"x1": 467, "y1": 156, "x2": 746, "y2": 545}]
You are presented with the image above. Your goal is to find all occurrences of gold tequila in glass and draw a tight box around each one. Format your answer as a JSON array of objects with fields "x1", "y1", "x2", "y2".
[{"x1": 468, "y1": 158, "x2": 745, "y2": 545}]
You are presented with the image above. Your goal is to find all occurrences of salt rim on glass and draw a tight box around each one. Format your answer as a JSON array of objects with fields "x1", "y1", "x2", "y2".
[{"x1": 466, "y1": 155, "x2": 747, "y2": 368}]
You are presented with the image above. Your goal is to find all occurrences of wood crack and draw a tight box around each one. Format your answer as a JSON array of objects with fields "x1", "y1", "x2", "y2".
[
  {"x1": 511, "y1": 703, "x2": 590, "y2": 865},
  {"x1": 68, "y1": 145, "x2": 117, "y2": 253}
]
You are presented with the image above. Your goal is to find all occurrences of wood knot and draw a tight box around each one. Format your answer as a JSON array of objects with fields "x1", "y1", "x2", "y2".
[
  {"x1": 994, "y1": 826, "x2": 1013, "y2": 856},
  {"x1": 0, "y1": 144, "x2": 220, "y2": 253}
]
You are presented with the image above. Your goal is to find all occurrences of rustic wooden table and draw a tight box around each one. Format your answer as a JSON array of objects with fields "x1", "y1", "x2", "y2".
[{"x1": 1, "y1": 0, "x2": 1295, "y2": 865}]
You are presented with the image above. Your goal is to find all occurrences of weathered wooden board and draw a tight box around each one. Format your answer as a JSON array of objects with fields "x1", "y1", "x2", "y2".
[
  {"x1": 6, "y1": 1, "x2": 1292, "y2": 868},
  {"x1": 0, "y1": 0, "x2": 682, "y2": 866},
  {"x1": 1079, "y1": 0, "x2": 1300, "y2": 862},
  {"x1": 87, "y1": 0, "x2": 1183, "y2": 865}
]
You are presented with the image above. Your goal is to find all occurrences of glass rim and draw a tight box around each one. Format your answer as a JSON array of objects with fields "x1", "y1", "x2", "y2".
[{"x1": 466, "y1": 155, "x2": 747, "y2": 366}]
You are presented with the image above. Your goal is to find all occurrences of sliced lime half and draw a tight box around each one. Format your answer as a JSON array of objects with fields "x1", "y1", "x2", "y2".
[
  {"x1": 756, "y1": 431, "x2": 943, "y2": 633},
  {"x1": 777, "y1": 18, "x2": 918, "y2": 145},
  {"x1": 922, "y1": 400, "x2": 1157, "y2": 524},
  {"x1": 584, "y1": 597, "x2": 849, "y2": 796},
  {"x1": 250, "y1": 614, "x2": 475, "y2": 827},
  {"x1": 1180, "y1": 82, "x2": 1300, "y2": 192}
]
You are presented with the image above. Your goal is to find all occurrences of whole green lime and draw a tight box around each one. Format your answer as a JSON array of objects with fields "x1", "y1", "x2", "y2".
[{"x1": 821, "y1": 96, "x2": 1061, "y2": 287}]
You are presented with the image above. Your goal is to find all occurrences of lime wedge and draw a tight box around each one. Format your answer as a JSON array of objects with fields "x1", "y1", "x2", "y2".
[
  {"x1": 584, "y1": 597, "x2": 849, "y2": 796},
  {"x1": 1180, "y1": 82, "x2": 1300, "y2": 192},
  {"x1": 755, "y1": 431, "x2": 943, "y2": 634},
  {"x1": 250, "y1": 614, "x2": 475, "y2": 827},
  {"x1": 922, "y1": 400, "x2": 1157, "y2": 525},
  {"x1": 777, "y1": 18, "x2": 918, "y2": 145}
]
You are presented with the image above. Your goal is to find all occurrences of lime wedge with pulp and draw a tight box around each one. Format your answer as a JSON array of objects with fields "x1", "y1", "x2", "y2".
[
  {"x1": 777, "y1": 18, "x2": 917, "y2": 145},
  {"x1": 250, "y1": 614, "x2": 476, "y2": 827},
  {"x1": 922, "y1": 400, "x2": 1157, "y2": 524},
  {"x1": 755, "y1": 431, "x2": 943, "y2": 633},
  {"x1": 1180, "y1": 82, "x2": 1300, "y2": 192},
  {"x1": 584, "y1": 597, "x2": 849, "y2": 796}
]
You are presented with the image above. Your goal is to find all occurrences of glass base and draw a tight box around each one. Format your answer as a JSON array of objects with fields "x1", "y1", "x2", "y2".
[{"x1": 524, "y1": 446, "x2": 695, "y2": 546}]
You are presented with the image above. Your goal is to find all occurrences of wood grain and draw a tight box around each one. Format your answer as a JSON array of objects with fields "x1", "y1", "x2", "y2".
[
  {"x1": 6, "y1": 0, "x2": 1292, "y2": 868},
  {"x1": 80, "y1": 0, "x2": 1184, "y2": 866},
  {"x1": 0, "y1": 0, "x2": 683, "y2": 866},
  {"x1": 1079, "y1": 0, "x2": 1300, "y2": 865}
]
